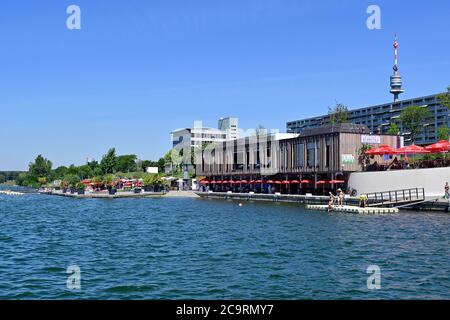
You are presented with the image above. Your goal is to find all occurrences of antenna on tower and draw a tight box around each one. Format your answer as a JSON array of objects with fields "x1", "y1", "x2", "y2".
[{"x1": 390, "y1": 34, "x2": 404, "y2": 102}]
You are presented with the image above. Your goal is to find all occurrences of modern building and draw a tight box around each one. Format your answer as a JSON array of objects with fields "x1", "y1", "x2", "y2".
[
  {"x1": 169, "y1": 118, "x2": 239, "y2": 174},
  {"x1": 171, "y1": 126, "x2": 227, "y2": 149},
  {"x1": 196, "y1": 124, "x2": 401, "y2": 194},
  {"x1": 218, "y1": 117, "x2": 239, "y2": 140},
  {"x1": 286, "y1": 37, "x2": 449, "y2": 145},
  {"x1": 171, "y1": 117, "x2": 239, "y2": 149},
  {"x1": 287, "y1": 93, "x2": 448, "y2": 145}
]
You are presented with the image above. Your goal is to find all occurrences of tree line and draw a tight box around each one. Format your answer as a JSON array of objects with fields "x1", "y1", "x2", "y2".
[{"x1": 15, "y1": 148, "x2": 166, "y2": 188}]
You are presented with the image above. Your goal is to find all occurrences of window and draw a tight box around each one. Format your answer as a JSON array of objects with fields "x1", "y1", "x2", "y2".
[
  {"x1": 296, "y1": 143, "x2": 304, "y2": 168},
  {"x1": 307, "y1": 142, "x2": 315, "y2": 168}
]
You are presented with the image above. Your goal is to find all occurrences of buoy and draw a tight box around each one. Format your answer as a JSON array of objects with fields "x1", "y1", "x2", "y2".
[{"x1": 238, "y1": 203, "x2": 243, "y2": 207}]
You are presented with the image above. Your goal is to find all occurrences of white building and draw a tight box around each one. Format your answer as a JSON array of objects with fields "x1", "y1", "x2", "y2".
[
  {"x1": 218, "y1": 117, "x2": 239, "y2": 140},
  {"x1": 171, "y1": 118, "x2": 239, "y2": 149},
  {"x1": 171, "y1": 127, "x2": 227, "y2": 149}
]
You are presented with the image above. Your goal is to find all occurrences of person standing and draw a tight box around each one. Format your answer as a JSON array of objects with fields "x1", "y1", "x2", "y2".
[
  {"x1": 444, "y1": 182, "x2": 449, "y2": 200},
  {"x1": 337, "y1": 188, "x2": 344, "y2": 207},
  {"x1": 328, "y1": 192, "x2": 335, "y2": 212}
]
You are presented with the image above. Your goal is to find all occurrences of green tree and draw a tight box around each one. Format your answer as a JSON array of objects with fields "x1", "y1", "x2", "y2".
[
  {"x1": 437, "y1": 125, "x2": 450, "y2": 141},
  {"x1": 66, "y1": 164, "x2": 79, "y2": 175},
  {"x1": 100, "y1": 148, "x2": 117, "y2": 174},
  {"x1": 399, "y1": 106, "x2": 431, "y2": 143},
  {"x1": 78, "y1": 165, "x2": 94, "y2": 179},
  {"x1": 328, "y1": 102, "x2": 349, "y2": 124},
  {"x1": 63, "y1": 174, "x2": 80, "y2": 188},
  {"x1": 53, "y1": 166, "x2": 68, "y2": 179},
  {"x1": 0, "y1": 174, "x2": 6, "y2": 184},
  {"x1": 437, "y1": 86, "x2": 450, "y2": 110},
  {"x1": 157, "y1": 158, "x2": 165, "y2": 173},
  {"x1": 87, "y1": 160, "x2": 100, "y2": 171},
  {"x1": 115, "y1": 154, "x2": 137, "y2": 172},
  {"x1": 29, "y1": 155, "x2": 52, "y2": 177},
  {"x1": 387, "y1": 123, "x2": 400, "y2": 135},
  {"x1": 358, "y1": 144, "x2": 373, "y2": 170}
]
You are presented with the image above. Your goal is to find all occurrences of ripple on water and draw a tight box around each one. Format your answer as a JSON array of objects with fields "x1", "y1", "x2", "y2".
[{"x1": 0, "y1": 193, "x2": 449, "y2": 299}]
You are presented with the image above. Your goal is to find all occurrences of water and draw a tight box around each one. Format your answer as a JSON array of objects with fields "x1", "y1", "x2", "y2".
[{"x1": 0, "y1": 190, "x2": 449, "y2": 299}]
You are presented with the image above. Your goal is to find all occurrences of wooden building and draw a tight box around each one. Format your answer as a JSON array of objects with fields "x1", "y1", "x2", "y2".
[{"x1": 196, "y1": 124, "x2": 401, "y2": 193}]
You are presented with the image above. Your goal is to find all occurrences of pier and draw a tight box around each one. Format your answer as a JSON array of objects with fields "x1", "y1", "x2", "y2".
[
  {"x1": 195, "y1": 191, "x2": 360, "y2": 205},
  {"x1": 41, "y1": 190, "x2": 166, "y2": 199},
  {"x1": 0, "y1": 190, "x2": 24, "y2": 196},
  {"x1": 306, "y1": 204, "x2": 399, "y2": 214}
]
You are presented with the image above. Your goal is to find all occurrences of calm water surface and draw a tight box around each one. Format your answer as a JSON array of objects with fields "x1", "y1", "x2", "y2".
[{"x1": 0, "y1": 189, "x2": 449, "y2": 299}]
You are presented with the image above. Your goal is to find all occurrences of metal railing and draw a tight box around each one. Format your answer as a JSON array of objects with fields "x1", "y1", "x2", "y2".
[{"x1": 365, "y1": 188, "x2": 425, "y2": 207}]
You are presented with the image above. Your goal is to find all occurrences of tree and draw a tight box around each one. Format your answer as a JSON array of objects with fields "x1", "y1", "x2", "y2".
[
  {"x1": 87, "y1": 160, "x2": 100, "y2": 171},
  {"x1": 328, "y1": 102, "x2": 349, "y2": 124},
  {"x1": 399, "y1": 106, "x2": 431, "y2": 143},
  {"x1": 358, "y1": 144, "x2": 372, "y2": 170},
  {"x1": 0, "y1": 174, "x2": 6, "y2": 184},
  {"x1": 115, "y1": 154, "x2": 137, "y2": 172},
  {"x1": 437, "y1": 86, "x2": 450, "y2": 110},
  {"x1": 100, "y1": 148, "x2": 117, "y2": 174},
  {"x1": 387, "y1": 123, "x2": 400, "y2": 135},
  {"x1": 53, "y1": 166, "x2": 68, "y2": 179},
  {"x1": 78, "y1": 165, "x2": 94, "y2": 179},
  {"x1": 29, "y1": 155, "x2": 52, "y2": 177},
  {"x1": 157, "y1": 158, "x2": 165, "y2": 173},
  {"x1": 437, "y1": 125, "x2": 450, "y2": 141}
]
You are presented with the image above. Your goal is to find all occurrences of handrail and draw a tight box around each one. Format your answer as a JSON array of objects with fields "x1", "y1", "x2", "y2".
[{"x1": 365, "y1": 187, "x2": 425, "y2": 207}]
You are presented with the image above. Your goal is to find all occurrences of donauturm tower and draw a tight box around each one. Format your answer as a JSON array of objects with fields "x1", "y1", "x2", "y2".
[{"x1": 390, "y1": 35, "x2": 404, "y2": 101}]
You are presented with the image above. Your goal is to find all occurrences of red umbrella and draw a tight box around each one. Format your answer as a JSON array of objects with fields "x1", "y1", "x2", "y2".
[
  {"x1": 425, "y1": 140, "x2": 450, "y2": 153},
  {"x1": 316, "y1": 180, "x2": 327, "y2": 185},
  {"x1": 329, "y1": 180, "x2": 345, "y2": 184},
  {"x1": 228, "y1": 180, "x2": 235, "y2": 184},
  {"x1": 395, "y1": 144, "x2": 430, "y2": 154},
  {"x1": 274, "y1": 180, "x2": 282, "y2": 185},
  {"x1": 365, "y1": 145, "x2": 397, "y2": 155},
  {"x1": 249, "y1": 180, "x2": 255, "y2": 184},
  {"x1": 200, "y1": 180, "x2": 210, "y2": 185},
  {"x1": 267, "y1": 180, "x2": 274, "y2": 184},
  {"x1": 240, "y1": 180, "x2": 248, "y2": 184},
  {"x1": 291, "y1": 180, "x2": 300, "y2": 184},
  {"x1": 300, "y1": 180, "x2": 311, "y2": 184},
  {"x1": 255, "y1": 180, "x2": 263, "y2": 184},
  {"x1": 282, "y1": 180, "x2": 291, "y2": 184}
]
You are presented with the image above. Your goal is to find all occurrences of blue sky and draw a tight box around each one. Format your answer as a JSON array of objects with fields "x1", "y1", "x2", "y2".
[{"x1": 1, "y1": 0, "x2": 449, "y2": 170}]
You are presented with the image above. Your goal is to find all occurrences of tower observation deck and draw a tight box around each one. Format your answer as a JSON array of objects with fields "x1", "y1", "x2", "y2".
[{"x1": 390, "y1": 35, "x2": 404, "y2": 101}]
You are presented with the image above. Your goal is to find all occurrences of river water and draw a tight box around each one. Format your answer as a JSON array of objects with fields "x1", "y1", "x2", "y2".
[{"x1": 0, "y1": 190, "x2": 449, "y2": 299}]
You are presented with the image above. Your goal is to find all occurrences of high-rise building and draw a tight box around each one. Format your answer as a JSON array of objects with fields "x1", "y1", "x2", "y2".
[
  {"x1": 218, "y1": 117, "x2": 239, "y2": 140},
  {"x1": 286, "y1": 36, "x2": 449, "y2": 145}
]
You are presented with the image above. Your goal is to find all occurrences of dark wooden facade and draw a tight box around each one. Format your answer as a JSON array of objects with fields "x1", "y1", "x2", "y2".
[{"x1": 197, "y1": 124, "x2": 400, "y2": 181}]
